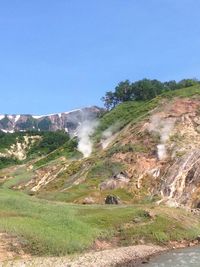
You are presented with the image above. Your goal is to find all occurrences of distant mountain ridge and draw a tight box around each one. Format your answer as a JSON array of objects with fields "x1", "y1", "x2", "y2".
[{"x1": 0, "y1": 106, "x2": 102, "y2": 134}]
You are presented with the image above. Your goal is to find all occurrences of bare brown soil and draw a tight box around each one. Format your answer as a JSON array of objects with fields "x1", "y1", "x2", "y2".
[{"x1": 0, "y1": 233, "x2": 29, "y2": 263}]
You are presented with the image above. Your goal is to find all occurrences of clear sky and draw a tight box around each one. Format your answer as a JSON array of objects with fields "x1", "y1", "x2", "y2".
[{"x1": 0, "y1": 0, "x2": 199, "y2": 114}]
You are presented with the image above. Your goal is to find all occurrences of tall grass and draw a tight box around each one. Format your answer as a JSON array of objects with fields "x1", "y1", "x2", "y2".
[{"x1": 0, "y1": 188, "x2": 200, "y2": 256}]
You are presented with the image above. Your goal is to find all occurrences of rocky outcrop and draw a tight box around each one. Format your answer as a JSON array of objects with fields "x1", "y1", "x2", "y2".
[
  {"x1": 99, "y1": 172, "x2": 130, "y2": 191},
  {"x1": 82, "y1": 197, "x2": 95, "y2": 205},
  {"x1": 160, "y1": 149, "x2": 200, "y2": 208}
]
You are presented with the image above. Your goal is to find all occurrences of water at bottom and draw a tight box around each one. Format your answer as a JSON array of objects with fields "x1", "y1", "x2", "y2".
[{"x1": 143, "y1": 246, "x2": 200, "y2": 267}]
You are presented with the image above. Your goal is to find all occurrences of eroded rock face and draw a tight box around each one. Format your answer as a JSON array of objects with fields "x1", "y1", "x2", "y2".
[
  {"x1": 82, "y1": 197, "x2": 95, "y2": 205},
  {"x1": 99, "y1": 172, "x2": 130, "y2": 191},
  {"x1": 160, "y1": 149, "x2": 200, "y2": 208},
  {"x1": 107, "y1": 98, "x2": 200, "y2": 207}
]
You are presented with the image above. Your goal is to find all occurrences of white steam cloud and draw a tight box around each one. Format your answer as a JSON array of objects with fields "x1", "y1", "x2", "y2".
[
  {"x1": 157, "y1": 144, "x2": 167, "y2": 161},
  {"x1": 148, "y1": 115, "x2": 176, "y2": 160},
  {"x1": 77, "y1": 120, "x2": 99, "y2": 157},
  {"x1": 101, "y1": 123, "x2": 120, "y2": 149}
]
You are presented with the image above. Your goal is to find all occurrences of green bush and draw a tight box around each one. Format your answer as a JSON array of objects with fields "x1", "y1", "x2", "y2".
[
  {"x1": 0, "y1": 157, "x2": 20, "y2": 169},
  {"x1": 34, "y1": 139, "x2": 80, "y2": 168},
  {"x1": 27, "y1": 131, "x2": 71, "y2": 157}
]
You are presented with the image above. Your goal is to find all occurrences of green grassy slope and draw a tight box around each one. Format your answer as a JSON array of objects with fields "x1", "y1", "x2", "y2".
[
  {"x1": 0, "y1": 187, "x2": 200, "y2": 256},
  {"x1": 95, "y1": 84, "x2": 200, "y2": 138}
]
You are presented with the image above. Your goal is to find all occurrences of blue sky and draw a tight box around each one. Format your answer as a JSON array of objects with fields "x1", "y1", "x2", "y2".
[{"x1": 0, "y1": 0, "x2": 199, "y2": 114}]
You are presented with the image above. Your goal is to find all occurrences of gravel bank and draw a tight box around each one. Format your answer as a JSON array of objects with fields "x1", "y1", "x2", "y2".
[{"x1": 2, "y1": 245, "x2": 166, "y2": 267}]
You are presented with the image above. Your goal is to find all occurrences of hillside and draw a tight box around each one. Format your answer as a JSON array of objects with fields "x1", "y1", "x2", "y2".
[
  {"x1": 0, "y1": 130, "x2": 80, "y2": 170},
  {"x1": 1, "y1": 85, "x2": 200, "y2": 264},
  {"x1": 4, "y1": 85, "x2": 200, "y2": 207}
]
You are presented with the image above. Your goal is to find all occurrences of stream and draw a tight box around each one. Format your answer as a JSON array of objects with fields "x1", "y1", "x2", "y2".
[{"x1": 143, "y1": 246, "x2": 200, "y2": 267}]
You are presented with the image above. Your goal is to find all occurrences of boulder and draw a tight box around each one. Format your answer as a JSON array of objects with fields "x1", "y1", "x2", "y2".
[
  {"x1": 99, "y1": 171, "x2": 130, "y2": 191},
  {"x1": 105, "y1": 195, "x2": 120, "y2": 205},
  {"x1": 82, "y1": 197, "x2": 95, "y2": 205}
]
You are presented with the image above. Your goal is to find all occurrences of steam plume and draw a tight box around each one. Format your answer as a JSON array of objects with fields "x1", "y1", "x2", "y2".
[
  {"x1": 77, "y1": 120, "x2": 99, "y2": 157},
  {"x1": 101, "y1": 123, "x2": 120, "y2": 149},
  {"x1": 148, "y1": 115, "x2": 176, "y2": 160}
]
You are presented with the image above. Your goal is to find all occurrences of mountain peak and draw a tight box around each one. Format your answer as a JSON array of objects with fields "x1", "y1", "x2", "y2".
[{"x1": 0, "y1": 106, "x2": 103, "y2": 134}]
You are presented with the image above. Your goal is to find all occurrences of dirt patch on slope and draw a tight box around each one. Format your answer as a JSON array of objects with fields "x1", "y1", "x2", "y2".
[
  {"x1": 0, "y1": 233, "x2": 29, "y2": 262},
  {"x1": 169, "y1": 98, "x2": 200, "y2": 116}
]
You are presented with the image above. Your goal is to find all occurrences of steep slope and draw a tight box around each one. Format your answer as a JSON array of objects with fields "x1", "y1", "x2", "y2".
[{"x1": 2, "y1": 85, "x2": 200, "y2": 209}]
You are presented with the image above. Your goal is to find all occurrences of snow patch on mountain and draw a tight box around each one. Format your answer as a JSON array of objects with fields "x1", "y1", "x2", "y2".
[
  {"x1": 0, "y1": 115, "x2": 5, "y2": 120},
  {"x1": 0, "y1": 106, "x2": 103, "y2": 135},
  {"x1": 14, "y1": 115, "x2": 21, "y2": 123}
]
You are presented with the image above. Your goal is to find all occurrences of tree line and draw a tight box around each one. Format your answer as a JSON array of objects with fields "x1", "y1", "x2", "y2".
[{"x1": 101, "y1": 78, "x2": 199, "y2": 110}]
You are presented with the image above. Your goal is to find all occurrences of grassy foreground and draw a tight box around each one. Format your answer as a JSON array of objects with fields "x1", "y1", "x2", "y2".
[
  {"x1": 0, "y1": 188, "x2": 143, "y2": 255},
  {"x1": 0, "y1": 187, "x2": 200, "y2": 256}
]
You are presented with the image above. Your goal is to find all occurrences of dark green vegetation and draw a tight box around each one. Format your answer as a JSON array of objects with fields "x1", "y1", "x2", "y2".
[
  {"x1": 0, "y1": 131, "x2": 25, "y2": 150},
  {"x1": 0, "y1": 130, "x2": 71, "y2": 153},
  {"x1": 33, "y1": 138, "x2": 81, "y2": 168},
  {"x1": 102, "y1": 78, "x2": 199, "y2": 109},
  {"x1": 0, "y1": 157, "x2": 20, "y2": 170},
  {"x1": 0, "y1": 130, "x2": 78, "y2": 169},
  {"x1": 27, "y1": 131, "x2": 71, "y2": 156}
]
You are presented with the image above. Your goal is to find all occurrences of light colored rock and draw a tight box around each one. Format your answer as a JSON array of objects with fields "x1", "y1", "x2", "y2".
[{"x1": 2, "y1": 245, "x2": 165, "y2": 267}]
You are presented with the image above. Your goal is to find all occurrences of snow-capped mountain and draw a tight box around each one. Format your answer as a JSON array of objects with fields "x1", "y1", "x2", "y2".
[{"x1": 0, "y1": 106, "x2": 102, "y2": 135}]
